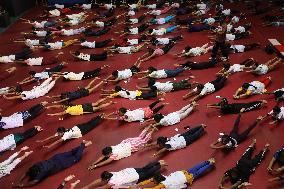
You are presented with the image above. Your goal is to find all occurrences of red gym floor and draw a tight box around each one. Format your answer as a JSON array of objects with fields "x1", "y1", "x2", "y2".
[{"x1": 0, "y1": 2, "x2": 284, "y2": 189}]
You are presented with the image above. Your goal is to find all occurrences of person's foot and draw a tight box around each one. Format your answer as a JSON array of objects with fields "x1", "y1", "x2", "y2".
[
  {"x1": 83, "y1": 140, "x2": 92, "y2": 147},
  {"x1": 201, "y1": 124, "x2": 207, "y2": 128},
  {"x1": 159, "y1": 160, "x2": 168, "y2": 166},
  {"x1": 240, "y1": 108, "x2": 246, "y2": 113},
  {"x1": 41, "y1": 101, "x2": 48, "y2": 106},
  {"x1": 35, "y1": 126, "x2": 43, "y2": 131},
  {"x1": 159, "y1": 98, "x2": 165, "y2": 101},
  {"x1": 264, "y1": 143, "x2": 270, "y2": 149},
  {"x1": 25, "y1": 151, "x2": 33, "y2": 156},
  {"x1": 250, "y1": 138, "x2": 257, "y2": 148}
]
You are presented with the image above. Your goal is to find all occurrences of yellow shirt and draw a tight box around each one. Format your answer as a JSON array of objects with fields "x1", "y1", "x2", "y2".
[
  {"x1": 65, "y1": 105, "x2": 84, "y2": 115},
  {"x1": 64, "y1": 39, "x2": 77, "y2": 47}
]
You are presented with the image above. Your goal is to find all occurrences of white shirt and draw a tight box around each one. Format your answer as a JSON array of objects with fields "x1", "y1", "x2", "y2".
[
  {"x1": 47, "y1": 41, "x2": 63, "y2": 49},
  {"x1": 0, "y1": 134, "x2": 16, "y2": 153},
  {"x1": 64, "y1": 72, "x2": 84, "y2": 80},
  {"x1": 156, "y1": 38, "x2": 170, "y2": 45},
  {"x1": 200, "y1": 82, "x2": 215, "y2": 96},
  {"x1": 165, "y1": 134, "x2": 187, "y2": 151},
  {"x1": 152, "y1": 28, "x2": 166, "y2": 35},
  {"x1": 34, "y1": 72, "x2": 50, "y2": 80},
  {"x1": 26, "y1": 57, "x2": 43, "y2": 66},
  {"x1": 62, "y1": 126, "x2": 82, "y2": 141},
  {"x1": 117, "y1": 69, "x2": 133, "y2": 80},
  {"x1": 129, "y1": 27, "x2": 139, "y2": 34},
  {"x1": 270, "y1": 107, "x2": 284, "y2": 120},
  {"x1": 146, "y1": 4, "x2": 156, "y2": 9},
  {"x1": 104, "y1": 4, "x2": 114, "y2": 10},
  {"x1": 0, "y1": 55, "x2": 15, "y2": 63},
  {"x1": 156, "y1": 18, "x2": 166, "y2": 24},
  {"x1": 160, "y1": 112, "x2": 181, "y2": 126},
  {"x1": 117, "y1": 46, "x2": 135, "y2": 54},
  {"x1": 222, "y1": 9, "x2": 231, "y2": 16},
  {"x1": 228, "y1": 64, "x2": 243, "y2": 73},
  {"x1": 197, "y1": 3, "x2": 207, "y2": 10},
  {"x1": 109, "y1": 168, "x2": 139, "y2": 189},
  {"x1": 81, "y1": 41, "x2": 96, "y2": 48},
  {"x1": 128, "y1": 10, "x2": 136, "y2": 16},
  {"x1": 127, "y1": 39, "x2": 139, "y2": 45},
  {"x1": 248, "y1": 81, "x2": 266, "y2": 94},
  {"x1": 161, "y1": 171, "x2": 188, "y2": 189},
  {"x1": 150, "y1": 10, "x2": 161, "y2": 15},
  {"x1": 118, "y1": 90, "x2": 139, "y2": 100},
  {"x1": 186, "y1": 47, "x2": 206, "y2": 56},
  {"x1": 0, "y1": 152, "x2": 21, "y2": 178},
  {"x1": 78, "y1": 53, "x2": 91, "y2": 61},
  {"x1": 0, "y1": 113, "x2": 24, "y2": 130},
  {"x1": 55, "y1": 4, "x2": 64, "y2": 9},
  {"x1": 254, "y1": 64, "x2": 269, "y2": 75},
  {"x1": 111, "y1": 143, "x2": 132, "y2": 160},
  {"x1": 0, "y1": 87, "x2": 11, "y2": 95},
  {"x1": 129, "y1": 4, "x2": 138, "y2": 10},
  {"x1": 124, "y1": 109, "x2": 145, "y2": 122},
  {"x1": 234, "y1": 26, "x2": 246, "y2": 33},
  {"x1": 226, "y1": 33, "x2": 235, "y2": 41},
  {"x1": 81, "y1": 4, "x2": 92, "y2": 10},
  {"x1": 204, "y1": 17, "x2": 215, "y2": 25},
  {"x1": 129, "y1": 18, "x2": 138, "y2": 24},
  {"x1": 227, "y1": 24, "x2": 233, "y2": 32},
  {"x1": 34, "y1": 31, "x2": 47, "y2": 37},
  {"x1": 34, "y1": 21, "x2": 47, "y2": 28},
  {"x1": 154, "y1": 82, "x2": 174, "y2": 92},
  {"x1": 49, "y1": 9, "x2": 60, "y2": 17},
  {"x1": 149, "y1": 70, "x2": 167, "y2": 78},
  {"x1": 231, "y1": 16, "x2": 240, "y2": 24},
  {"x1": 95, "y1": 21, "x2": 105, "y2": 28},
  {"x1": 25, "y1": 39, "x2": 40, "y2": 47},
  {"x1": 230, "y1": 45, "x2": 245, "y2": 53}
]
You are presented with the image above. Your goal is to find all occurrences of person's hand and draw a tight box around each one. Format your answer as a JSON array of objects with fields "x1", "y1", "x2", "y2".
[
  {"x1": 21, "y1": 146, "x2": 29, "y2": 151},
  {"x1": 240, "y1": 108, "x2": 245, "y2": 113},
  {"x1": 276, "y1": 167, "x2": 283, "y2": 173},
  {"x1": 35, "y1": 126, "x2": 43, "y2": 131},
  {"x1": 256, "y1": 116, "x2": 263, "y2": 121},
  {"x1": 64, "y1": 175, "x2": 75, "y2": 182}
]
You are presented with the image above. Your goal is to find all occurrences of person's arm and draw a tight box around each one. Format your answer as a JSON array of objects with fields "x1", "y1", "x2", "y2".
[
  {"x1": 268, "y1": 175, "x2": 284, "y2": 182},
  {"x1": 44, "y1": 138, "x2": 63, "y2": 148},
  {"x1": 269, "y1": 120, "x2": 279, "y2": 125},
  {"x1": 47, "y1": 111, "x2": 66, "y2": 116},
  {"x1": 88, "y1": 156, "x2": 106, "y2": 169},
  {"x1": 137, "y1": 178, "x2": 154, "y2": 186},
  {"x1": 210, "y1": 140, "x2": 226, "y2": 149},
  {"x1": 153, "y1": 148, "x2": 167, "y2": 157},
  {"x1": 190, "y1": 94, "x2": 202, "y2": 102},
  {"x1": 3, "y1": 95, "x2": 22, "y2": 100},
  {"x1": 218, "y1": 175, "x2": 227, "y2": 189},
  {"x1": 140, "y1": 53, "x2": 156, "y2": 63},
  {"x1": 183, "y1": 90, "x2": 197, "y2": 99},
  {"x1": 233, "y1": 88, "x2": 243, "y2": 98},
  {"x1": 36, "y1": 134, "x2": 58, "y2": 143},
  {"x1": 89, "y1": 158, "x2": 113, "y2": 170},
  {"x1": 82, "y1": 178, "x2": 106, "y2": 189},
  {"x1": 142, "y1": 142, "x2": 158, "y2": 149},
  {"x1": 276, "y1": 166, "x2": 284, "y2": 173},
  {"x1": 267, "y1": 157, "x2": 276, "y2": 172},
  {"x1": 237, "y1": 90, "x2": 253, "y2": 99},
  {"x1": 138, "y1": 75, "x2": 150, "y2": 80}
]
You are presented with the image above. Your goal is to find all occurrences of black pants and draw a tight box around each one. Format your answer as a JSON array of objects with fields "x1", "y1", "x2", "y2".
[
  {"x1": 137, "y1": 91, "x2": 157, "y2": 100},
  {"x1": 82, "y1": 68, "x2": 101, "y2": 80},
  {"x1": 64, "y1": 88, "x2": 89, "y2": 101},
  {"x1": 95, "y1": 39, "x2": 112, "y2": 48},
  {"x1": 78, "y1": 116, "x2": 103, "y2": 135},
  {"x1": 231, "y1": 101, "x2": 264, "y2": 114},
  {"x1": 211, "y1": 76, "x2": 227, "y2": 91},
  {"x1": 244, "y1": 43, "x2": 260, "y2": 52},
  {"x1": 136, "y1": 161, "x2": 161, "y2": 183},
  {"x1": 138, "y1": 15, "x2": 146, "y2": 23},
  {"x1": 239, "y1": 146, "x2": 267, "y2": 169},
  {"x1": 45, "y1": 64, "x2": 64, "y2": 73},
  {"x1": 90, "y1": 52, "x2": 108, "y2": 61},
  {"x1": 14, "y1": 127, "x2": 39, "y2": 145},
  {"x1": 84, "y1": 28, "x2": 110, "y2": 36},
  {"x1": 182, "y1": 59, "x2": 218, "y2": 70},
  {"x1": 170, "y1": 35, "x2": 183, "y2": 42},
  {"x1": 105, "y1": 18, "x2": 117, "y2": 27},
  {"x1": 162, "y1": 42, "x2": 175, "y2": 54},
  {"x1": 15, "y1": 49, "x2": 32, "y2": 60},
  {"x1": 24, "y1": 104, "x2": 44, "y2": 123},
  {"x1": 149, "y1": 100, "x2": 164, "y2": 114},
  {"x1": 235, "y1": 32, "x2": 250, "y2": 40},
  {"x1": 229, "y1": 114, "x2": 258, "y2": 144},
  {"x1": 211, "y1": 41, "x2": 228, "y2": 59},
  {"x1": 138, "y1": 24, "x2": 149, "y2": 32},
  {"x1": 181, "y1": 125, "x2": 205, "y2": 146}
]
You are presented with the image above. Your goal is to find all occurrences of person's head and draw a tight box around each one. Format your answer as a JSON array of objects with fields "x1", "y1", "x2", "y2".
[
  {"x1": 274, "y1": 90, "x2": 283, "y2": 99},
  {"x1": 153, "y1": 173, "x2": 166, "y2": 183},
  {"x1": 148, "y1": 78, "x2": 156, "y2": 87},
  {"x1": 124, "y1": 27, "x2": 130, "y2": 32},
  {"x1": 278, "y1": 151, "x2": 284, "y2": 163},
  {"x1": 123, "y1": 37, "x2": 128, "y2": 42},
  {"x1": 101, "y1": 171, "x2": 113, "y2": 181},
  {"x1": 115, "y1": 86, "x2": 122, "y2": 92},
  {"x1": 184, "y1": 45, "x2": 192, "y2": 52},
  {"x1": 273, "y1": 106, "x2": 281, "y2": 114},
  {"x1": 196, "y1": 84, "x2": 204, "y2": 91},
  {"x1": 148, "y1": 28, "x2": 153, "y2": 33},
  {"x1": 157, "y1": 136, "x2": 167, "y2": 147},
  {"x1": 241, "y1": 83, "x2": 250, "y2": 90},
  {"x1": 102, "y1": 147, "x2": 112, "y2": 157},
  {"x1": 130, "y1": 65, "x2": 140, "y2": 73},
  {"x1": 112, "y1": 70, "x2": 118, "y2": 77},
  {"x1": 118, "y1": 107, "x2": 127, "y2": 115},
  {"x1": 15, "y1": 85, "x2": 23, "y2": 93},
  {"x1": 150, "y1": 37, "x2": 157, "y2": 44},
  {"x1": 154, "y1": 114, "x2": 164, "y2": 123},
  {"x1": 26, "y1": 165, "x2": 41, "y2": 180},
  {"x1": 56, "y1": 127, "x2": 66, "y2": 134},
  {"x1": 74, "y1": 51, "x2": 80, "y2": 56},
  {"x1": 220, "y1": 134, "x2": 230, "y2": 145},
  {"x1": 80, "y1": 38, "x2": 86, "y2": 42},
  {"x1": 140, "y1": 34, "x2": 147, "y2": 41},
  {"x1": 220, "y1": 98, "x2": 229, "y2": 106},
  {"x1": 223, "y1": 63, "x2": 230, "y2": 71},
  {"x1": 228, "y1": 168, "x2": 240, "y2": 184},
  {"x1": 148, "y1": 66, "x2": 157, "y2": 73},
  {"x1": 29, "y1": 71, "x2": 36, "y2": 76}
]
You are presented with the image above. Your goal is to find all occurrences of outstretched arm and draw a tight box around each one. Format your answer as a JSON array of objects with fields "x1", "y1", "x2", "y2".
[
  {"x1": 82, "y1": 178, "x2": 106, "y2": 189},
  {"x1": 44, "y1": 138, "x2": 63, "y2": 148},
  {"x1": 36, "y1": 134, "x2": 58, "y2": 143},
  {"x1": 267, "y1": 157, "x2": 276, "y2": 172},
  {"x1": 210, "y1": 140, "x2": 226, "y2": 149},
  {"x1": 153, "y1": 148, "x2": 167, "y2": 157},
  {"x1": 89, "y1": 158, "x2": 113, "y2": 170},
  {"x1": 47, "y1": 111, "x2": 66, "y2": 116}
]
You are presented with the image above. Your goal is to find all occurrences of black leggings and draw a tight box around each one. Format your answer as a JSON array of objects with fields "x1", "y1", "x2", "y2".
[
  {"x1": 137, "y1": 15, "x2": 146, "y2": 23},
  {"x1": 24, "y1": 104, "x2": 44, "y2": 123},
  {"x1": 82, "y1": 68, "x2": 101, "y2": 80},
  {"x1": 15, "y1": 49, "x2": 32, "y2": 60},
  {"x1": 162, "y1": 42, "x2": 175, "y2": 54},
  {"x1": 211, "y1": 76, "x2": 227, "y2": 91},
  {"x1": 64, "y1": 88, "x2": 89, "y2": 101},
  {"x1": 137, "y1": 91, "x2": 157, "y2": 100},
  {"x1": 77, "y1": 116, "x2": 103, "y2": 135},
  {"x1": 170, "y1": 35, "x2": 183, "y2": 43},
  {"x1": 227, "y1": 101, "x2": 264, "y2": 114},
  {"x1": 14, "y1": 127, "x2": 39, "y2": 145},
  {"x1": 45, "y1": 64, "x2": 64, "y2": 73},
  {"x1": 95, "y1": 39, "x2": 112, "y2": 48},
  {"x1": 211, "y1": 41, "x2": 228, "y2": 58},
  {"x1": 149, "y1": 100, "x2": 164, "y2": 114},
  {"x1": 90, "y1": 52, "x2": 108, "y2": 61},
  {"x1": 234, "y1": 32, "x2": 250, "y2": 40},
  {"x1": 182, "y1": 60, "x2": 218, "y2": 70},
  {"x1": 84, "y1": 28, "x2": 110, "y2": 36},
  {"x1": 136, "y1": 161, "x2": 161, "y2": 183},
  {"x1": 138, "y1": 24, "x2": 149, "y2": 32},
  {"x1": 239, "y1": 146, "x2": 267, "y2": 169},
  {"x1": 229, "y1": 114, "x2": 258, "y2": 144},
  {"x1": 105, "y1": 18, "x2": 117, "y2": 27},
  {"x1": 244, "y1": 43, "x2": 260, "y2": 51},
  {"x1": 181, "y1": 125, "x2": 205, "y2": 145}
]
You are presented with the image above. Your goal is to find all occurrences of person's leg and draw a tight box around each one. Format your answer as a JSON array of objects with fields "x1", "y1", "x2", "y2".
[
  {"x1": 211, "y1": 42, "x2": 220, "y2": 58},
  {"x1": 24, "y1": 104, "x2": 44, "y2": 122},
  {"x1": 15, "y1": 127, "x2": 38, "y2": 145},
  {"x1": 94, "y1": 101, "x2": 114, "y2": 111},
  {"x1": 268, "y1": 59, "x2": 283, "y2": 71},
  {"x1": 229, "y1": 114, "x2": 241, "y2": 136},
  {"x1": 88, "y1": 81, "x2": 104, "y2": 93},
  {"x1": 15, "y1": 49, "x2": 32, "y2": 60},
  {"x1": 184, "y1": 125, "x2": 205, "y2": 145},
  {"x1": 240, "y1": 143, "x2": 256, "y2": 161},
  {"x1": 220, "y1": 41, "x2": 228, "y2": 59},
  {"x1": 78, "y1": 116, "x2": 103, "y2": 135},
  {"x1": 166, "y1": 25, "x2": 178, "y2": 33},
  {"x1": 259, "y1": 77, "x2": 272, "y2": 87},
  {"x1": 237, "y1": 121, "x2": 258, "y2": 143},
  {"x1": 137, "y1": 161, "x2": 162, "y2": 182},
  {"x1": 149, "y1": 100, "x2": 161, "y2": 109},
  {"x1": 179, "y1": 106, "x2": 194, "y2": 120},
  {"x1": 46, "y1": 63, "x2": 65, "y2": 73},
  {"x1": 82, "y1": 68, "x2": 102, "y2": 80},
  {"x1": 152, "y1": 105, "x2": 165, "y2": 114},
  {"x1": 167, "y1": 68, "x2": 185, "y2": 77},
  {"x1": 162, "y1": 42, "x2": 175, "y2": 54},
  {"x1": 170, "y1": 35, "x2": 183, "y2": 42},
  {"x1": 250, "y1": 145, "x2": 269, "y2": 168},
  {"x1": 244, "y1": 43, "x2": 260, "y2": 51},
  {"x1": 95, "y1": 39, "x2": 112, "y2": 48},
  {"x1": 242, "y1": 100, "x2": 266, "y2": 112},
  {"x1": 188, "y1": 161, "x2": 212, "y2": 179}
]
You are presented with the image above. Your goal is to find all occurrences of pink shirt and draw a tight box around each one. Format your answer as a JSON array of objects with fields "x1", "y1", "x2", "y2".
[
  {"x1": 142, "y1": 107, "x2": 153, "y2": 118},
  {"x1": 161, "y1": 7, "x2": 171, "y2": 14},
  {"x1": 154, "y1": 48, "x2": 164, "y2": 56}
]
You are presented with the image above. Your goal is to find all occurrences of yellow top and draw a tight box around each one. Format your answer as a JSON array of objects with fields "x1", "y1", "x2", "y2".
[
  {"x1": 110, "y1": 90, "x2": 142, "y2": 98},
  {"x1": 65, "y1": 105, "x2": 84, "y2": 115},
  {"x1": 64, "y1": 39, "x2": 77, "y2": 47}
]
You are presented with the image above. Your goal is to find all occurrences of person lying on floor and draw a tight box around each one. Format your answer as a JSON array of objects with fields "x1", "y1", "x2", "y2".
[
  {"x1": 124, "y1": 0, "x2": 143, "y2": 10},
  {"x1": 106, "y1": 99, "x2": 167, "y2": 122},
  {"x1": 227, "y1": 22, "x2": 252, "y2": 34},
  {"x1": 144, "y1": 124, "x2": 206, "y2": 157},
  {"x1": 135, "y1": 42, "x2": 176, "y2": 64},
  {"x1": 206, "y1": 97, "x2": 267, "y2": 114},
  {"x1": 115, "y1": 23, "x2": 149, "y2": 36},
  {"x1": 216, "y1": 58, "x2": 255, "y2": 76},
  {"x1": 0, "y1": 102, "x2": 46, "y2": 130},
  {"x1": 144, "y1": 1, "x2": 165, "y2": 9},
  {"x1": 92, "y1": 17, "x2": 118, "y2": 28},
  {"x1": 40, "y1": 39, "x2": 78, "y2": 50},
  {"x1": 84, "y1": 28, "x2": 110, "y2": 36},
  {"x1": 139, "y1": 158, "x2": 215, "y2": 189},
  {"x1": 0, "y1": 126, "x2": 42, "y2": 153},
  {"x1": 225, "y1": 42, "x2": 261, "y2": 54},
  {"x1": 70, "y1": 51, "x2": 112, "y2": 61},
  {"x1": 46, "y1": 98, "x2": 115, "y2": 117},
  {"x1": 108, "y1": 35, "x2": 147, "y2": 48},
  {"x1": 106, "y1": 43, "x2": 146, "y2": 54},
  {"x1": 137, "y1": 77, "x2": 194, "y2": 93},
  {"x1": 104, "y1": 64, "x2": 141, "y2": 82},
  {"x1": 174, "y1": 43, "x2": 213, "y2": 57},
  {"x1": 258, "y1": 106, "x2": 284, "y2": 126},
  {"x1": 123, "y1": 14, "x2": 147, "y2": 25},
  {"x1": 147, "y1": 35, "x2": 183, "y2": 46},
  {"x1": 0, "y1": 49, "x2": 32, "y2": 63},
  {"x1": 264, "y1": 87, "x2": 284, "y2": 101},
  {"x1": 233, "y1": 77, "x2": 271, "y2": 99},
  {"x1": 88, "y1": 126, "x2": 156, "y2": 170},
  {"x1": 39, "y1": 115, "x2": 103, "y2": 148},
  {"x1": 79, "y1": 38, "x2": 114, "y2": 48},
  {"x1": 149, "y1": 15, "x2": 175, "y2": 25},
  {"x1": 0, "y1": 67, "x2": 16, "y2": 80},
  {"x1": 246, "y1": 57, "x2": 283, "y2": 75},
  {"x1": 146, "y1": 6, "x2": 172, "y2": 16},
  {"x1": 141, "y1": 102, "x2": 198, "y2": 128},
  {"x1": 54, "y1": 65, "x2": 109, "y2": 81},
  {"x1": 16, "y1": 52, "x2": 64, "y2": 66},
  {"x1": 211, "y1": 110, "x2": 263, "y2": 150},
  {"x1": 97, "y1": 7, "x2": 116, "y2": 18},
  {"x1": 267, "y1": 146, "x2": 284, "y2": 174},
  {"x1": 4, "y1": 77, "x2": 60, "y2": 101},
  {"x1": 52, "y1": 27, "x2": 86, "y2": 36},
  {"x1": 14, "y1": 36, "x2": 53, "y2": 48},
  {"x1": 21, "y1": 30, "x2": 52, "y2": 37},
  {"x1": 20, "y1": 18, "x2": 57, "y2": 29},
  {"x1": 18, "y1": 62, "x2": 66, "y2": 84},
  {"x1": 263, "y1": 21, "x2": 284, "y2": 27},
  {"x1": 101, "y1": 86, "x2": 165, "y2": 100},
  {"x1": 174, "y1": 58, "x2": 218, "y2": 70},
  {"x1": 60, "y1": 13, "x2": 88, "y2": 26},
  {"x1": 48, "y1": 78, "x2": 104, "y2": 104},
  {"x1": 83, "y1": 160, "x2": 167, "y2": 189},
  {"x1": 0, "y1": 86, "x2": 22, "y2": 96},
  {"x1": 0, "y1": 146, "x2": 33, "y2": 179},
  {"x1": 146, "y1": 25, "x2": 180, "y2": 36},
  {"x1": 219, "y1": 140, "x2": 269, "y2": 189},
  {"x1": 183, "y1": 75, "x2": 228, "y2": 101},
  {"x1": 136, "y1": 66, "x2": 189, "y2": 79},
  {"x1": 13, "y1": 140, "x2": 92, "y2": 187}
]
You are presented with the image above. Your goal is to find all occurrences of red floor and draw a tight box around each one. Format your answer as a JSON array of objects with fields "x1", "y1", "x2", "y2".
[{"x1": 0, "y1": 2, "x2": 284, "y2": 189}]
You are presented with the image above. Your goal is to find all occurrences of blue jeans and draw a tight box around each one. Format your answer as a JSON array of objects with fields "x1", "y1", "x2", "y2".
[
  {"x1": 166, "y1": 25, "x2": 178, "y2": 33},
  {"x1": 164, "y1": 15, "x2": 175, "y2": 23},
  {"x1": 165, "y1": 68, "x2": 184, "y2": 77},
  {"x1": 188, "y1": 161, "x2": 213, "y2": 179}
]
